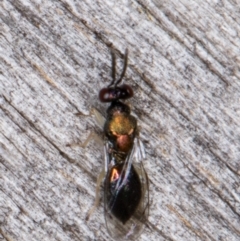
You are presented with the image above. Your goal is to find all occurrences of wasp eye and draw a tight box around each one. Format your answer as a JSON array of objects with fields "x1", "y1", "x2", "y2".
[
  {"x1": 98, "y1": 87, "x2": 120, "y2": 102},
  {"x1": 99, "y1": 88, "x2": 112, "y2": 102},
  {"x1": 119, "y1": 84, "x2": 133, "y2": 99}
]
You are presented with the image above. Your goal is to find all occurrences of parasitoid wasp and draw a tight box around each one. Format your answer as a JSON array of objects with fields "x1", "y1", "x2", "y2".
[{"x1": 86, "y1": 49, "x2": 149, "y2": 240}]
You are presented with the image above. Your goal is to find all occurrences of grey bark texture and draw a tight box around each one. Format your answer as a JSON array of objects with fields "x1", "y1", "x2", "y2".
[{"x1": 0, "y1": 0, "x2": 239, "y2": 241}]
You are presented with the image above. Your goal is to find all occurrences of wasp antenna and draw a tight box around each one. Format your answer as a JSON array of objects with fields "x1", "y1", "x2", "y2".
[
  {"x1": 115, "y1": 49, "x2": 128, "y2": 86},
  {"x1": 108, "y1": 50, "x2": 117, "y2": 87},
  {"x1": 111, "y1": 50, "x2": 116, "y2": 84}
]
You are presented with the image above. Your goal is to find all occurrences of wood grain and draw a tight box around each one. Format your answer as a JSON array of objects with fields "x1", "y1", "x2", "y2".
[{"x1": 0, "y1": 0, "x2": 239, "y2": 240}]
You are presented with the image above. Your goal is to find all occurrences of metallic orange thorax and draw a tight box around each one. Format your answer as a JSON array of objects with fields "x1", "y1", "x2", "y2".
[{"x1": 105, "y1": 112, "x2": 137, "y2": 153}]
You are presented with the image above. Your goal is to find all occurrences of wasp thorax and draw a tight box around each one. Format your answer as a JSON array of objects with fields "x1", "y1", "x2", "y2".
[
  {"x1": 106, "y1": 101, "x2": 131, "y2": 116},
  {"x1": 104, "y1": 101, "x2": 137, "y2": 153}
]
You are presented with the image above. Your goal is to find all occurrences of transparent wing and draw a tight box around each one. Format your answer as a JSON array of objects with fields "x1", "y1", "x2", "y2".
[
  {"x1": 103, "y1": 138, "x2": 149, "y2": 240},
  {"x1": 92, "y1": 107, "x2": 105, "y2": 129}
]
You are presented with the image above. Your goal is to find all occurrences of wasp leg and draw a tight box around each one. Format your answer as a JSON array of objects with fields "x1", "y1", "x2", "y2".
[
  {"x1": 66, "y1": 131, "x2": 103, "y2": 150},
  {"x1": 68, "y1": 107, "x2": 106, "y2": 219},
  {"x1": 81, "y1": 131, "x2": 103, "y2": 148},
  {"x1": 75, "y1": 107, "x2": 105, "y2": 129},
  {"x1": 67, "y1": 108, "x2": 105, "y2": 148},
  {"x1": 85, "y1": 168, "x2": 105, "y2": 221}
]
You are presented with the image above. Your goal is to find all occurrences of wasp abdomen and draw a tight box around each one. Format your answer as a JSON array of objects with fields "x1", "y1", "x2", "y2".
[{"x1": 106, "y1": 163, "x2": 142, "y2": 224}]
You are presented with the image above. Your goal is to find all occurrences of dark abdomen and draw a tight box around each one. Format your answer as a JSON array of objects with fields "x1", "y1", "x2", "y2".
[{"x1": 105, "y1": 163, "x2": 142, "y2": 224}]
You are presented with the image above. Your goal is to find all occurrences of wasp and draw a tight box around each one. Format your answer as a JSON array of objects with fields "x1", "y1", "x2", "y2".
[{"x1": 87, "y1": 49, "x2": 149, "y2": 240}]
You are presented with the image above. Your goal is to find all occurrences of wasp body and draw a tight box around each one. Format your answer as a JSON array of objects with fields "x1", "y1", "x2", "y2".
[{"x1": 92, "y1": 49, "x2": 149, "y2": 240}]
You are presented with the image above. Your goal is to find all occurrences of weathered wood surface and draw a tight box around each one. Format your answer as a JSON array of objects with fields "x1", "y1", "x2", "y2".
[{"x1": 0, "y1": 0, "x2": 239, "y2": 240}]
